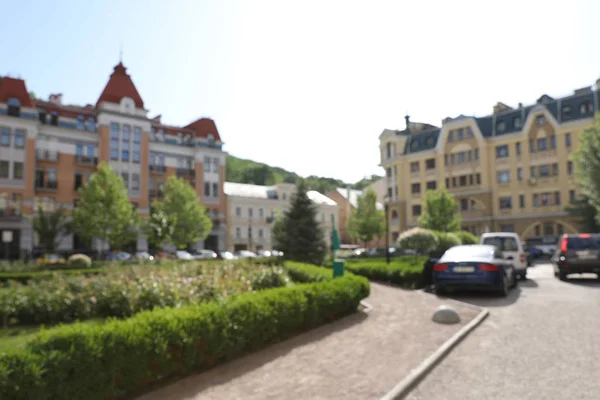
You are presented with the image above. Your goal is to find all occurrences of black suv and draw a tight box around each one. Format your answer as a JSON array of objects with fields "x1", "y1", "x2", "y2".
[{"x1": 552, "y1": 234, "x2": 600, "y2": 281}]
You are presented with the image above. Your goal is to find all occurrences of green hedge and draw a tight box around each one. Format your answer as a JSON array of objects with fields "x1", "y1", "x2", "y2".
[
  {"x1": 0, "y1": 268, "x2": 105, "y2": 285},
  {"x1": 284, "y1": 261, "x2": 336, "y2": 283},
  {"x1": 0, "y1": 275, "x2": 369, "y2": 400},
  {"x1": 341, "y1": 257, "x2": 428, "y2": 288}
]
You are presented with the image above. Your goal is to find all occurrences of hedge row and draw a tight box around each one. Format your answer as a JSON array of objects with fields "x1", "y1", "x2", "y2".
[
  {"x1": 0, "y1": 273, "x2": 369, "y2": 400},
  {"x1": 340, "y1": 257, "x2": 428, "y2": 289}
]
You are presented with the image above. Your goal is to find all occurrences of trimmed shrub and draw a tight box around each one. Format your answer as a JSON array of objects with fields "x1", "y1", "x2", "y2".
[
  {"x1": 342, "y1": 257, "x2": 427, "y2": 288},
  {"x1": 285, "y1": 261, "x2": 335, "y2": 283},
  {"x1": 67, "y1": 254, "x2": 92, "y2": 269},
  {"x1": 0, "y1": 275, "x2": 370, "y2": 400},
  {"x1": 397, "y1": 227, "x2": 438, "y2": 255},
  {"x1": 454, "y1": 230, "x2": 478, "y2": 245},
  {"x1": 433, "y1": 231, "x2": 461, "y2": 254}
]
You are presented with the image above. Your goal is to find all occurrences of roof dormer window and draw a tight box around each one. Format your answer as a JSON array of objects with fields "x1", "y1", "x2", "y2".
[
  {"x1": 77, "y1": 115, "x2": 85, "y2": 130},
  {"x1": 513, "y1": 116, "x2": 522, "y2": 129},
  {"x1": 496, "y1": 120, "x2": 506, "y2": 133},
  {"x1": 7, "y1": 97, "x2": 20, "y2": 117},
  {"x1": 50, "y1": 111, "x2": 59, "y2": 126},
  {"x1": 536, "y1": 115, "x2": 545, "y2": 125},
  {"x1": 562, "y1": 105, "x2": 572, "y2": 119},
  {"x1": 207, "y1": 133, "x2": 215, "y2": 146},
  {"x1": 120, "y1": 97, "x2": 135, "y2": 114},
  {"x1": 38, "y1": 109, "x2": 46, "y2": 124},
  {"x1": 580, "y1": 101, "x2": 593, "y2": 115}
]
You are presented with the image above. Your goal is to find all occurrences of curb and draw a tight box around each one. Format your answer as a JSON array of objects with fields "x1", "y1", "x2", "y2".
[
  {"x1": 359, "y1": 300, "x2": 374, "y2": 314},
  {"x1": 379, "y1": 306, "x2": 490, "y2": 400}
]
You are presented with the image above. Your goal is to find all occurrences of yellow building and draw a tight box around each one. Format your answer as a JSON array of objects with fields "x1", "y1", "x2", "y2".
[{"x1": 379, "y1": 83, "x2": 600, "y2": 245}]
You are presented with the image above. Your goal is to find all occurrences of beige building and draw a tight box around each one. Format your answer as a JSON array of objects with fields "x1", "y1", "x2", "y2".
[
  {"x1": 365, "y1": 178, "x2": 386, "y2": 204},
  {"x1": 379, "y1": 82, "x2": 600, "y2": 246},
  {"x1": 224, "y1": 182, "x2": 338, "y2": 252}
]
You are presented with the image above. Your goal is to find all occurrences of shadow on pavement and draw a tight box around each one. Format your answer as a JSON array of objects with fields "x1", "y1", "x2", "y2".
[
  {"x1": 519, "y1": 278, "x2": 539, "y2": 288},
  {"x1": 134, "y1": 311, "x2": 369, "y2": 400},
  {"x1": 564, "y1": 274, "x2": 600, "y2": 288},
  {"x1": 438, "y1": 284, "x2": 523, "y2": 308}
]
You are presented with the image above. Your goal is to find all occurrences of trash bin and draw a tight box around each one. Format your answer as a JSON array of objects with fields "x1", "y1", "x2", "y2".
[{"x1": 333, "y1": 259, "x2": 345, "y2": 278}]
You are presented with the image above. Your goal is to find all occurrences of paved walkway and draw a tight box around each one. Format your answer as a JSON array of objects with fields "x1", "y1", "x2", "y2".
[
  {"x1": 407, "y1": 264, "x2": 600, "y2": 400},
  {"x1": 137, "y1": 283, "x2": 479, "y2": 400}
]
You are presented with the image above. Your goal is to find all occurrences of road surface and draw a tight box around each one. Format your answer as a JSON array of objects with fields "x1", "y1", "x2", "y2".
[{"x1": 406, "y1": 263, "x2": 600, "y2": 400}]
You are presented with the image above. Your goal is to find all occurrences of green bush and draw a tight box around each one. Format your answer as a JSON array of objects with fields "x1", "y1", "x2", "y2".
[
  {"x1": 1, "y1": 263, "x2": 290, "y2": 327},
  {"x1": 67, "y1": 254, "x2": 92, "y2": 269},
  {"x1": 433, "y1": 231, "x2": 461, "y2": 254},
  {"x1": 397, "y1": 227, "x2": 438, "y2": 255},
  {"x1": 454, "y1": 230, "x2": 478, "y2": 245},
  {"x1": 0, "y1": 275, "x2": 370, "y2": 400},
  {"x1": 284, "y1": 261, "x2": 335, "y2": 283},
  {"x1": 342, "y1": 258, "x2": 427, "y2": 288}
]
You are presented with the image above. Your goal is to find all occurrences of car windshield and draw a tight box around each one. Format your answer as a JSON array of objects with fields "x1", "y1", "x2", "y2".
[
  {"x1": 482, "y1": 236, "x2": 519, "y2": 252},
  {"x1": 566, "y1": 236, "x2": 600, "y2": 250},
  {"x1": 440, "y1": 245, "x2": 495, "y2": 261}
]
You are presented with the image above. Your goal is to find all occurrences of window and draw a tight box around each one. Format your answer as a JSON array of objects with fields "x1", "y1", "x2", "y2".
[
  {"x1": 445, "y1": 178, "x2": 450, "y2": 188},
  {"x1": 212, "y1": 183, "x2": 218, "y2": 197},
  {"x1": 158, "y1": 154, "x2": 165, "y2": 166},
  {"x1": 536, "y1": 115, "x2": 546, "y2": 125},
  {"x1": 236, "y1": 227, "x2": 241, "y2": 238},
  {"x1": 567, "y1": 161, "x2": 574, "y2": 176},
  {"x1": 569, "y1": 190, "x2": 576, "y2": 204},
  {"x1": 121, "y1": 172, "x2": 129, "y2": 188},
  {"x1": 248, "y1": 208, "x2": 253, "y2": 218},
  {"x1": 14, "y1": 129, "x2": 25, "y2": 148},
  {"x1": 235, "y1": 207, "x2": 241, "y2": 216},
  {"x1": 499, "y1": 196, "x2": 512, "y2": 210},
  {"x1": 515, "y1": 142, "x2": 521, "y2": 155},
  {"x1": 13, "y1": 162, "x2": 23, "y2": 180},
  {"x1": 459, "y1": 175, "x2": 467, "y2": 186},
  {"x1": 412, "y1": 205, "x2": 421, "y2": 217},
  {"x1": 411, "y1": 183, "x2": 421, "y2": 194},
  {"x1": 475, "y1": 173, "x2": 481, "y2": 185},
  {"x1": 537, "y1": 137, "x2": 548, "y2": 151},
  {"x1": 35, "y1": 168, "x2": 44, "y2": 187},
  {"x1": 0, "y1": 161, "x2": 8, "y2": 178},
  {"x1": 444, "y1": 155, "x2": 448, "y2": 166},
  {"x1": 466, "y1": 127, "x2": 474, "y2": 138},
  {"x1": 39, "y1": 109, "x2": 46, "y2": 124},
  {"x1": 497, "y1": 170, "x2": 510, "y2": 183},
  {"x1": 76, "y1": 115, "x2": 85, "y2": 130},
  {"x1": 450, "y1": 154, "x2": 455, "y2": 165},
  {"x1": 157, "y1": 179, "x2": 164, "y2": 194},
  {"x1": 213, "y1": 157, "x2": 220, "y2": 172},
  {"x1": 519, "y1": 194, "x2": 525, "y2": 208},
  {"x1": 495, "y1": 145, "x2": 509, "y2": 158},
  {"x1": 557, "y1": 224, "x2": 564, "y2": 236},
  {"x1": 552, "y1": 163, "x2": 559, "y2": 176},
  {"x1": 410, "y1": 161, "x2": 419, "y2": 173},
  {"x1": 460, "y1": 199, "x2": 469, "y2": 211},
  {"x1": 555, "y1": 191, "x2": 561, "y2": 205},
  {"x1": 455, "y1": 128, "x2": 463, "y2": 140},
  {"x1": 458, "y1": 152, "x2": 466, "y2": 164},
  {"x1": 204, "y1": 182, "x2": 210, "y2": 197},
  {"x1": 467, "y1": 150, "x2": 472, "y2": 162},
  {"x1": 543, "y1": 222, "x2": 554, "y2": 236},
  {"x1": 150, "y1": 153, "x2": 156, "y2": 166},
  {"x1": 448, "y1": 131, "x2": 454, "y2": 142},
  {"x1": 76, "y1": 143, "x2": 84, "y2": 157},
  {"x1": 581, "y1": 101, "x2": 593, "y2": 114},
  {"x1": 496, "y1": 120, "x2": 506, "y2": 133},
  {"x1": 529, "y1": 138, "x2": 535, "y2": 153},
  {"x1": 539, "y1": 164, "x2": 550, "y2": 178},
  {"x1": 7, "y1": 97, "x2": 20, "y2": 117},
  {"x1": 74, "y1": 171, "x2": 83, "y2": 190},
  {"x1": 86, "y1": 144, "x2": 94, "y2": 158},
  {"x1": 0, "y1": 127, "x2": 10, "y2": 146},
  {"x1": 50, "y1": 112, "x2": 58, "y2": 126},
  {"x1": 35, "y1": 196, "x2": 56, "y2": 212},
  {"x1": 47, "y1": 168, "x2": 57, "y2": 188},
  {"x1": 535, "y1": 225, "x2": 541, "y2": 236},
  {"x1": 425, "y1": 158, "x2": 435, "y2": 170},
  {"x1": 550, "y1": 135, "x2": 556, "y2": 149},
  {"x1": 513, "y1": 116, "x2": 522, "y2": 129},
  {"x1": 110, "y1": 123, "x2": 119, "y2": 160},
  {"x1": 474, "y1": 148, "x2": 479, "y2": 160},
  {"x1": 131, "y1": 174, "x2": 140, "y2": 191},
  {"x1": 517, "y1": 168, "x2": 523, "y2": 181},
  {"x1": 468, "y1": 174, "x2": 473, "y2": 185},
  {"x1": 565, "y1": 133, "x2": 572, "y2": 148},
  {"x1": 562, "y1": 105, "x2": 572, "y2": 119},
  {"x1": 530, "y1": 166, "x2": 537, "y2": 178},
  {"x1": 499, "y1": 225, "x2": 515, "y2": 234},
  {"x1": 148, "y1": 178, "x2": 155, "y2": 193},
  {"x1": 86, "y1": 117, "x2": 96, "y2": 132},
  {"x1": 133, "y1": 127, "x2": 142, "y2": 143},
  {"x1": 258, "y1": 229, "x2": 264, "y2": 238},
  {"x1": 207, "y1": 133, "x2": 215, "y2": 146},
  {"x1": 426, "y1": 181, "x2": 436, "y2": 190},
  {"x1": 248, "y1": 227, "x2": 252, "y2": 238}
]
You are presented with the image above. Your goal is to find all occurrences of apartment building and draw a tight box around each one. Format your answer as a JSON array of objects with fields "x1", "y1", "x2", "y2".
[
  {"x1": 379, "y1": 82, "x2": 600, "y2": 245},
  {"x1": 326, "y1": 187, "x2": 384, "y2": 247},
  {"x1": 0, "y1": 62, "x2": 227, "y2": 259},
  {"x1": 224, "y1": 182, "x2": 339, "y2": 252}
]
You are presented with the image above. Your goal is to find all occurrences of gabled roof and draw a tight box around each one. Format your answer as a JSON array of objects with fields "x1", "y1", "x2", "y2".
[
  {"x1": 335, "y1": 187, "x2": 384, "y2": 210},
  {"x1": 96, "y1": 62, "x2": 144, "y2": 108},
  {"x1": 185, "y1": 118, "x2": 222, "y2": 141},
  {"x1": 0, "y1": 77, "x2": 33, "y2": 107},
  {"x1": 307, "y1": 191, "x2": 337, "y2": 206},
  {"x1": 225, "y1": 182, "x2": 337, "y2": 206}
]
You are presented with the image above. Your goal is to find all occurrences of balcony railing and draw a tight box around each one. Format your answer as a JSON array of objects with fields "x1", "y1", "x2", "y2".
[
  {"x1": 75, "y1": 155, "x2": 98, "y2": 165},
  {"x1": 0, "y1": 208, "x2": 21, "y2": 220},
  {"x1": 176, "y1": 168, "x2": 195, "y2": 177},
  {"x1": 35, "y1": 181, "x2": 58, "y2": 190},
  {"x1": 149, "y1": 165, "x2": 167, "y2": 173},
  {"x1": 36, "y1": 150, "x2": 59, "y2": 162}
]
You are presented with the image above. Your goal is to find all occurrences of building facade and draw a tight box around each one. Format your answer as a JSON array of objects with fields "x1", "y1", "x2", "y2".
[
  {"x1": 224, "y1": 182, "x2": 339, "y2": 252},
  {"x1": 379, "y1": 82, "x2": 600, "y2": 246},
  {"x1": 0, "y1": 62, "x2": 227, "y2": 259},
  {"x1": 326, "y1": 187, "x2": 384, "y2": 247}
]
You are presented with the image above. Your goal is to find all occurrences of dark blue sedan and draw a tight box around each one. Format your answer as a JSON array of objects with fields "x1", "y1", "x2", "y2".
[{"x1": 433, "y1": 244, "x2": 517, "y2": 297}]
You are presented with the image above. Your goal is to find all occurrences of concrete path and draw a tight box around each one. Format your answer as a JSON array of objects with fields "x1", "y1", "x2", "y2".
[
  {"x1": 136, "y1": 283, "x2": 479, "y2": 400},
  {"x1": 407, "y1": 263, "x2": 600, "y2": 400}
]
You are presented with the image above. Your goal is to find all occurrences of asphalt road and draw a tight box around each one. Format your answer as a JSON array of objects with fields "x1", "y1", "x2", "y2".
[{"x1": 406, "y1": 263, "x2": 600, "y2": 400}]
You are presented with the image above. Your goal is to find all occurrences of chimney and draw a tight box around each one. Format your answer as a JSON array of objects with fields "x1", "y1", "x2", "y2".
[
  {"x1": 152, "y1": 114, "x2": 162, "y2": 124},
  {"x1": 404, "y1": 115, "x2": 411, "y2": 133},
  {"x1": 518, "y1": 102, "x2": 523, "y2": 109},
  {"x1": 49, "y1": 93, "x2": 63, "y2": 105}
]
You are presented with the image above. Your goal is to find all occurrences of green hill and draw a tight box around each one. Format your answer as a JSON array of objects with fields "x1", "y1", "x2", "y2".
[{"x1": 226, "y1": 155, "x2": 381, "y2": 194}]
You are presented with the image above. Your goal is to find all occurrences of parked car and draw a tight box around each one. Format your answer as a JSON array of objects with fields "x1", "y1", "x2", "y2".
[
  {"x1": 235, "y1": 250, "x2": 257, "y2": 258},
  {"x1": 192, "y1": 249, "x2": 218, "y2": 260},
  {"x1": 155, "y1": 251, "x2": 176, "y2": 260},
  {"x1": 433, "y1": 244, "x2": 517, "y2": 297},
  {"x1": 552, "y1": 233, "x2": 600, "y2": 281},
  {"x1": 257, "y1": 250, "x2": 272, "y2": 257},
  {"x1": 106, "y1": 252, "x2": 131, "y2": 261},
  {"x1": 480, "y1": 232, "x2": 528, "y2": 280},
  {"x1": 220, "y1": 251, "x2": 238, "y2": 260},
  {"x1": 271, "y1": 250, "x2": 283, "y2": 257},
  {"x1": 134, "y1": 251, "x2": 154, "y2": 262},
  {"x1": 175, "y1": 250, "x2": 194, "y2": 260},
  {"x1": 36, "y1": 253, "x2": 66, "y2": 266}
]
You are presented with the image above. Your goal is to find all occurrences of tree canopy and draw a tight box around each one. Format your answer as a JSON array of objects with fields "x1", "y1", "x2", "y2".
[
  {"x1": 573, "y1": 113, "x2": 600, "y2": 224},
  {"x1": 348, "y1": 188, "x2": 384, "y2": 245},
  {"x1": 31, "y1": 206, "x2": 72, "y2": 253},
  {"x1": 565, "y1": 193, "x2": 600, "y2": 233},
  {"x1": 73, "y1": 163, "x2": 139, "y2": 253},
  {"x1": 417, "y1": 188, "x2": 461, "y2": 232}
]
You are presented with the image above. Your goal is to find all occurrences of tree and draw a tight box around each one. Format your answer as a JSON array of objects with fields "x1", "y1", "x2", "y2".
[
  {"x1": 158, "y1": 176, "x2": 212, "y2": 249},
  {"x1": 144, "y1": 204, "x2": 175, "y2": 251},
  {"x1": 348, "y1": 189, "x2": 384, "y2": 246},
  {"x1": 565, "y1": 194, "x2": 600, "y2": 233},
  {"x1": 573, "y1": 113, "x2": 600, "y2": 224},
  {"x1": 397, "y1": 227, "x2": 438, "y2": 260},
  {"x1": 417, "y1": 188, "x2": 461, "y2": 232},
  {"x1": 270, "y1": 211, "x2": 288, "y2": 251},
  {"x1": 274, "y1": 179, "x2": 327, "y2": 265},
  {"x1": 31, "y1": 206, "x2": 72, "y2": 253},
  {"x1": 73, "y1": 163, "x2": 139, "y2": 255}
]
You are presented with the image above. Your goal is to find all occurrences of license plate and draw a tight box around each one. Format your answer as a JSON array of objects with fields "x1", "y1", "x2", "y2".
[
  {"x1": 576, "y1": 251, "x2": 596, "y2": 260},
  {"x1": 453, "y1": 266, "x2": 475, "y2": 273}
]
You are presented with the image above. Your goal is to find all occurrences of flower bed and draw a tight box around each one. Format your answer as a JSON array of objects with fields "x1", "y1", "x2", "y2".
[
  {"x1": 0, "y1": 270, "x2": 369, "y2": 400},
  {"x1": 1, "y1": 261, "x2": 289, "y2": 327}
]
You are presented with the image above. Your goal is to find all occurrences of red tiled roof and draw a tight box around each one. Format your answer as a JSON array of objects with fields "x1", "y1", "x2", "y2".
[
  {"x1": 96, "y1": 62, "x2": 144, "y2": 108},
  {"x1": 33, "y1": 100, "x2": 95, "y2": 119},
  {"x1": 152, "y1": 122, "x2": 194, "y2": 137},
  {"x1": 184, "y1": 118, "x2": 222, "y2": 141},
  {"x1": 0, "y1": 77, "x2": 33, "y2": 107}
]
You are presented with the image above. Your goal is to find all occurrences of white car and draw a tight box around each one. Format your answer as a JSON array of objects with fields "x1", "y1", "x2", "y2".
[
  {"x1": 480, "y1": 232, "x2": 528, "y2": 279},
  {"x1": 192, "y1": 250, "x2": 218, "y2": 260},
  {"x1": 220, "y1": 251, "x2": 238, "y2": 260},
  {"x1": 235, "y1": 250, "x2": 257, "y2": 258},
  {"x1": 257, "y1": 250, "x2": 272, "y2": 257},
  {"x1": 175, "y1": 250, "x2": 194, "y2": 260}
]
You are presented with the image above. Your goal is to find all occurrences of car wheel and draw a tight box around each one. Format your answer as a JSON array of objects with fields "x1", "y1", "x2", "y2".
[
  {"x1": 558, "y1": 271, "x2": 568, "y2": 281},
  {"x1": 509, "y1": 272, "x2": 518, "y2": 289},
  {"x1": 499, "y1": 275, "x2": 509, "y2": 297},
  {"x1": 435, "y1": 285, "x2": 446, "y2": 296}
]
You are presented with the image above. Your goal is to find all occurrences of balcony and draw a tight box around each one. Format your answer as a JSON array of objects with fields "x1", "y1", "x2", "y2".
[
  {"x1": 530, "y1": 149, "x2": 557, "y2": 162},
  {"x1": 36, "y1": 150, "x2": 59, "y2": 162},
  {"x1": 0, "y1": 208, "x2": 21, "y2": 220},
  {"x1": 149, "y1": 165, "x2": 167, "y2": 173},
  {"x1": 75, "y1": 155, "x2": 98, "y2": 166},
  {"x1": 176, "y1": 168, "x2": 195, "y2": 177},
  {"x1": 35, "y1": 181, "x2": 58, "y2": 191},
  {"x1": 460, "y1": 209, "x2": 489, "y2": 219}
]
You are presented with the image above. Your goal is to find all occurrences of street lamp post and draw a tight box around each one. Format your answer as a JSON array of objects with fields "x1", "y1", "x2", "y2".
[{"x1": 384, "y1": 194, "x2": 390, "y2": 264}]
